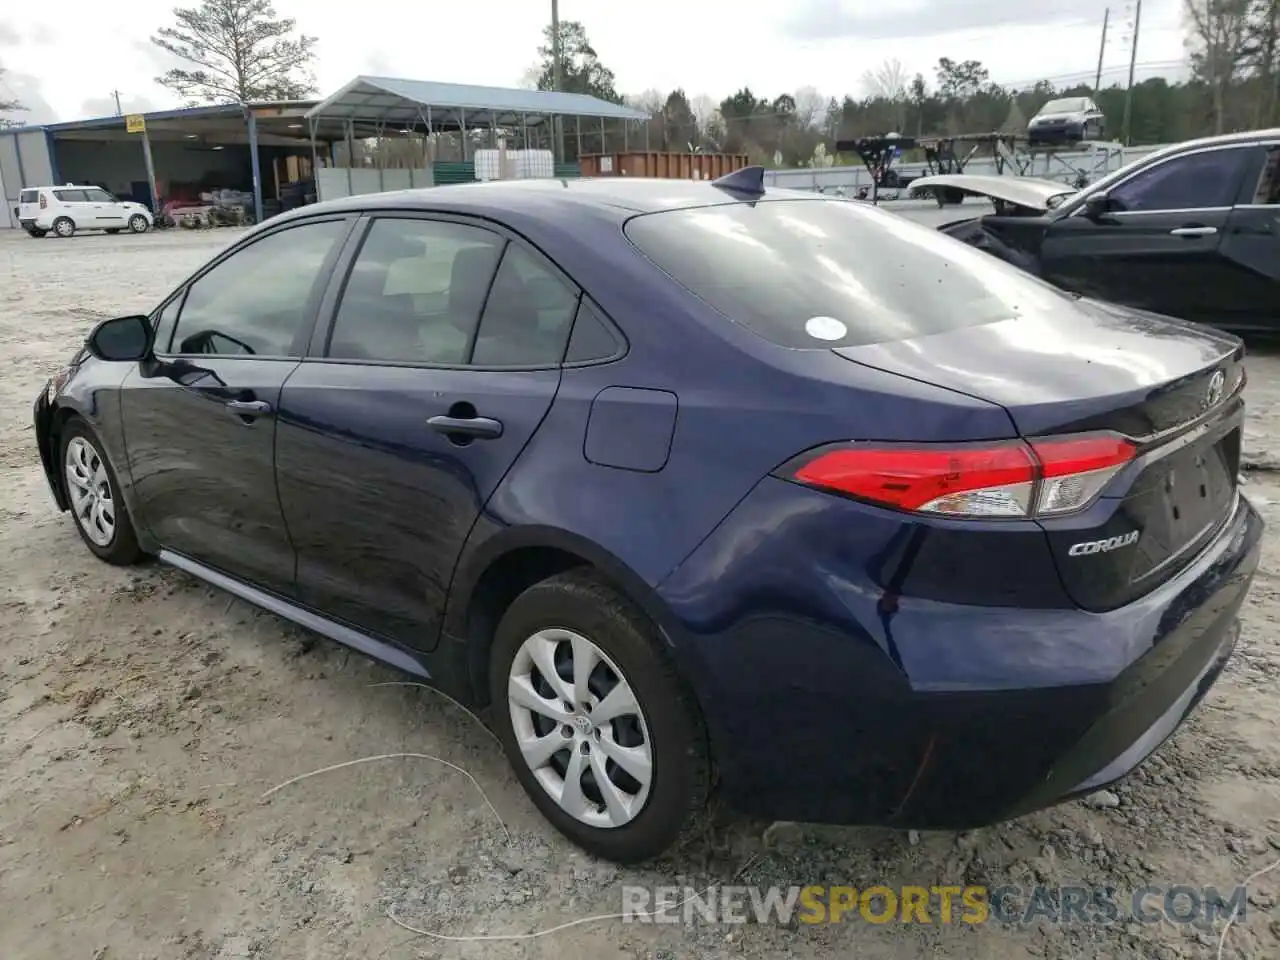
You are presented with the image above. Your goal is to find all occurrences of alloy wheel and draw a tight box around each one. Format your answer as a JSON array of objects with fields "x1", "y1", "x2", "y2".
[
  {"x1": 507, "y1": 627, "x2": 654, "y2": 828},
  {"x1": 54, "y1": 219, "x2": 74, "y2": 238},
  {"x1": 64, "y1": 436, "x2": 116, "y2": 547},
  {"x1": 129, "y1": 215, "x2": 148, "y2": 233}
]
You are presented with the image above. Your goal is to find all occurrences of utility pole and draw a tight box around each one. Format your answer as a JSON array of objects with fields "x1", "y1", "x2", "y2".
[
  {"x1": 110, "y1": 90, "x2": 123, "y2": 116},
  {"x1": 1094, "y1": 9, "x2": 1109, "y2": 92},
  {"x1": 1120, "y1": 0, "x2": 1142, "y2": 146},
  {"x1": 551, "y1": 0, "x2": 563, "y2": 164}
]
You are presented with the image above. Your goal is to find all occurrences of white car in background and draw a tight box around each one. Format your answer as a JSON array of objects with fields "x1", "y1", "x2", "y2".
[{"x1": 16, "y1": 184, "x2": 153, "y2": 239}]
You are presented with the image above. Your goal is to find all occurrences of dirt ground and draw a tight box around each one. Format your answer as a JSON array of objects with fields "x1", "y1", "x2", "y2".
[{"x1": 1, "y1": 224, "x2": 1279, "y2": 960}]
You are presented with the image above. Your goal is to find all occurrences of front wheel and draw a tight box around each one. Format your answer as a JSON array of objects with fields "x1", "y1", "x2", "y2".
[
  {"x1": 128, "y1": 214, "x2": 149, "y2": 234},
  {"x1": 59, "y1": 418, "x2": 142, "y2": 565},
  {"x1": 490, "y1": 570, "x2": 711, "y2": 863}
]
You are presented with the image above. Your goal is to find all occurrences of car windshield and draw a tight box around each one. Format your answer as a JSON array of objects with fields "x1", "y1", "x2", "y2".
[
  {"x1": 1042, "y1": 98, "x2": 1088, "y2": 113},
  {"x1": 624, "y1": 197, "x2": 1075, "y2": 349}
]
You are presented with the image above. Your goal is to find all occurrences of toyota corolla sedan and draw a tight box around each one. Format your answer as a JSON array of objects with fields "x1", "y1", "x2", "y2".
[{"x1": 33, "y1": 169, "x2": 1262, "y2": 864}]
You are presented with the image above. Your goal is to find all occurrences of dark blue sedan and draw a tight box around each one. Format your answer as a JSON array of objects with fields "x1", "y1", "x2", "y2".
[{"x1": 32, "y1": 169, "x2": 1262, "y2": 864}]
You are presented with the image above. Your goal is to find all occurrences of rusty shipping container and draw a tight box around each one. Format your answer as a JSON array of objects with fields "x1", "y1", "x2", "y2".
[{"x1": 577, "y1": 152, "x2": 749, "y2": 180}]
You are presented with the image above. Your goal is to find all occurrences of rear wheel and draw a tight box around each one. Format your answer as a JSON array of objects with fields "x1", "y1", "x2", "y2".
[
  {"x1": 128, "y1": 214, "x2": 149, "y2": 234},
  {"x1": 490, "y1": 570, "x2": 710, "y2": 863},
  {"x1": 59, "y1": 418, "x2": 142, "y2": 565},
  {"x1": 52, "y1": 217, "x2": 75, "y2": 238}
]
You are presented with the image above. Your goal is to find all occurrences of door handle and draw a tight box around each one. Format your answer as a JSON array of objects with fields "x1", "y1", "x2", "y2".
[
  {"x1": 1169, "y1": 226, "x2": 1217, "y2": 237},
  {"x1": 426, "y1": 415, "x2": 503, "y2": 439},
  {"x1": 224, "y1": 399, "x2": 272, "y2": 421}
]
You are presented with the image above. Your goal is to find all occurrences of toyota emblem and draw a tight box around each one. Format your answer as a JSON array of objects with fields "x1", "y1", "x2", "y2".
[{"x1": 1204, "y1": 369, "x2": 1226, "y2": 409}]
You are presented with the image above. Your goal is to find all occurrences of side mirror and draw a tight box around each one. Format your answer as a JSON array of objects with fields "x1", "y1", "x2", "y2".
[
  {"x1": 86, "y1": 314, "x2": 152, "y2": 362},
  {"x1": 1083, "y1": 192, "x2": 1111, "y2": 220}
]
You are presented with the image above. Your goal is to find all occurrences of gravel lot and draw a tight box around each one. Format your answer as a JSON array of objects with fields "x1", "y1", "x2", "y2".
[{"x1": 1, "y1": 223, "x2": 1279, "y2": 960}]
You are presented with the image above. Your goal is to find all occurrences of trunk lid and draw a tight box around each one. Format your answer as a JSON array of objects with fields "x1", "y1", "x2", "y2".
[{"x1": 835, "y1": 298, "x2": 1245, "y2": 610}]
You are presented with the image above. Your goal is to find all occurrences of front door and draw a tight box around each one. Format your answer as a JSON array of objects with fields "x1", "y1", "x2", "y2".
[
  {"x1": 84, "y1": 186, "x2": 127, "y2": 228},
  {"x1": 1040, "y1": 143, "x2": 1262, "y2": 325},
  {"x1": 275, "y1": 214, "x2": 583, "y2": 651},
  {"x1": 121, "y1": 216, "x2": 354, "y2": 595}
]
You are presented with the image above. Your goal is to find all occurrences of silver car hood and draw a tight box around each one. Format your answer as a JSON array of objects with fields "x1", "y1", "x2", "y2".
[{"x1": 908, "y1": 174, "x2": 1077, "y2": 213}]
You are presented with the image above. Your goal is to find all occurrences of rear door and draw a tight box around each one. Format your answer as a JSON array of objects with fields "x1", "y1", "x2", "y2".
[
  {"x1": 51, "y1": 188, "x2": 95, "y2": 229},
  {"x1": 1039, "y1": 143, "x2": 1260, "y2": 324},
  {"x1": 275, "y1": 213, "x2": 580, "y2": 651},
  {"x1": 1219, "y1": 144, "x2": 1280, "y2": 332},
  {"x1": 121, "y1": 216, "x2": 354, "y2": 596}
]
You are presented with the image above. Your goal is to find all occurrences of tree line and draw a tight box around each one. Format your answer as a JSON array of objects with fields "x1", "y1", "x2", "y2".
[
  {"x1": 2, "y1": 0, "x2": 1277, "y2": 162},
  {"x1": 534, "y1": 4, "x2": 1280, "y2": 166}
]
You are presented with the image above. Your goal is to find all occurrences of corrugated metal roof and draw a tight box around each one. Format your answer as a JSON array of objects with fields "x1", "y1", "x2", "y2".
[
  {"x1": 306, "y1": 75, "x2": 648, "y2": 123},
  {"x1": 40, "y1": 100, "x2": 318, "y2": 132}
]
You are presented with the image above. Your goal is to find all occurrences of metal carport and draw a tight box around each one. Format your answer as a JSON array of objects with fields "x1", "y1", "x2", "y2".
[{"x1": 305, "y1": 75, "x2": 651, "y2": 169}]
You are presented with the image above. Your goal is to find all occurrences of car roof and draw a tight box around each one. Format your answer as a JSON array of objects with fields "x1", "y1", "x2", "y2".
[
  {"x1": 278, "y1": 176, "x2": 824, "y2": 226},
  {"x1": 1143, "y1": 128, "x2": 1280, "y2": 161}
]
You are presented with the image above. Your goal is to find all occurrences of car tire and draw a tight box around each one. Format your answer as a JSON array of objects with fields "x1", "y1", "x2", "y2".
[
  {"x1": 26, "y1": 228, "x2": 47, "y2": 238},
  {"x1": 59, "y1": 417, "x2": 142, "y2": 565},
  {"x1": 128, "y1": 214, "x2": 149, "y2": 234},
  {"x1": 489, "y1": 569, "x2": 711, "y2": 864},
  {"x1": 52, "y1": 217, "x2": 75, "y2": 238}
]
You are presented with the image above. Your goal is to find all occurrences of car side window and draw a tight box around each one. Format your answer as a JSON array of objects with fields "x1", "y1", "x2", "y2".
[
  {"x1": 84, "y1": 188, "x2": 115, "y2": 203},
  {"x1": 154, "y1": 294, "x2": 185, "y2": 352},
  {"x1": 564, "y1": 299, "x2": 620, "y2": 363},
  {"x1": 169, "y1": 219, "x2": 348, "y2": 357},
  {"x1": 1251, "y1": 148, "x2": 1280, "y2": 205},
  {"x1": 327, "y1": 218, "x2": 506, "y2": 364},
  {"x1": 1107, "y1": 148, "x2": 1251, "y2": 212},
  {"x1": 53, "y1": 189, "x2": 88, "y2": 203},
  {"x1": 471, "y1": 244, "x2": 580, "y2": 366}
]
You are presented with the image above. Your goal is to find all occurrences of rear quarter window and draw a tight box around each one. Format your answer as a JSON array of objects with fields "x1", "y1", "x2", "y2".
[
  {"x1": 19, "y1": 189, "x2": 38, "y2": 204},
  {"x1": 623, "y1": 198, "x2": 1074, "y2": 348}
]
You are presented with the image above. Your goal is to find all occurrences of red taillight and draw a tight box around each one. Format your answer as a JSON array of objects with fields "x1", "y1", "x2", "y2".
[{"x1": 785, "y1": 433, "x2": 1135, "y2": 519}]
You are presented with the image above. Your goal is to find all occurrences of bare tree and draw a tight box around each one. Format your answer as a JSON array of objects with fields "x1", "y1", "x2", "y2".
[
  {"x1": 861, "y1": 58, "x2": 909, "y2": 101},
  {"x1": 517, "y1": 65, "x2": 541, "y2": 90},
  {"x1": 792, "y1": 85, "x2": 826, "y2": 129},
  {"x1": 861, "y1": 58, "x2": 909, "y2": 131},
  {"x1": 1184, "y1": 0, "x2": 1255, "y2": 132},
  {"x1": 151, "y1": 0, "x2": 317, "y2": 104},
  {"x1": 1247, "y1": 0, "x2": 1280, "y2": 124},
  {"x1": 625, "y1": 88, "x2": 665, "y2": 116}
]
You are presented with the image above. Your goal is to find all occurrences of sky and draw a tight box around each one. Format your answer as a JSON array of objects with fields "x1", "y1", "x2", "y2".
[{"x1": 0, "y1": 0, "x2": 1192, "y2": 125}]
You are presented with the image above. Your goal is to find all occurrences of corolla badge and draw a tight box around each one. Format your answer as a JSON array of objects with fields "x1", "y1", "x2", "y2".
[
  {"x1": 1068, "y1": 531, "x2": 1140, "y2": 556},
  {"x1": 1205, "y1": 369, "x2": 1226, "y2": 410}
]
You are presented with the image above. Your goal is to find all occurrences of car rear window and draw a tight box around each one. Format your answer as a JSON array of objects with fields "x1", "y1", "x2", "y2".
[
  {"x1": 623, "y1": 198, "x2": 1072, "y2": 348},
  {"x1": 19, "y1": 189, "x2": 38, "y2": 204}
]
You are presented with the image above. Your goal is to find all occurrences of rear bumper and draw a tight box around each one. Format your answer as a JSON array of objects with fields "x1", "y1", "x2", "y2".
[
  {"x1": 658, "y1": 478, "x2": 1262, "y2": 828},
  {"x1": 1029, "y1": 121, "x2": 1086, "y2": 141}
]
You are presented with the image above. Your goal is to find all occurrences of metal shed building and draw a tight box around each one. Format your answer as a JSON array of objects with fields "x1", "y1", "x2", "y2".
[{"x1": 2, "y1": 76, "x2": 651, "y2": 229}]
